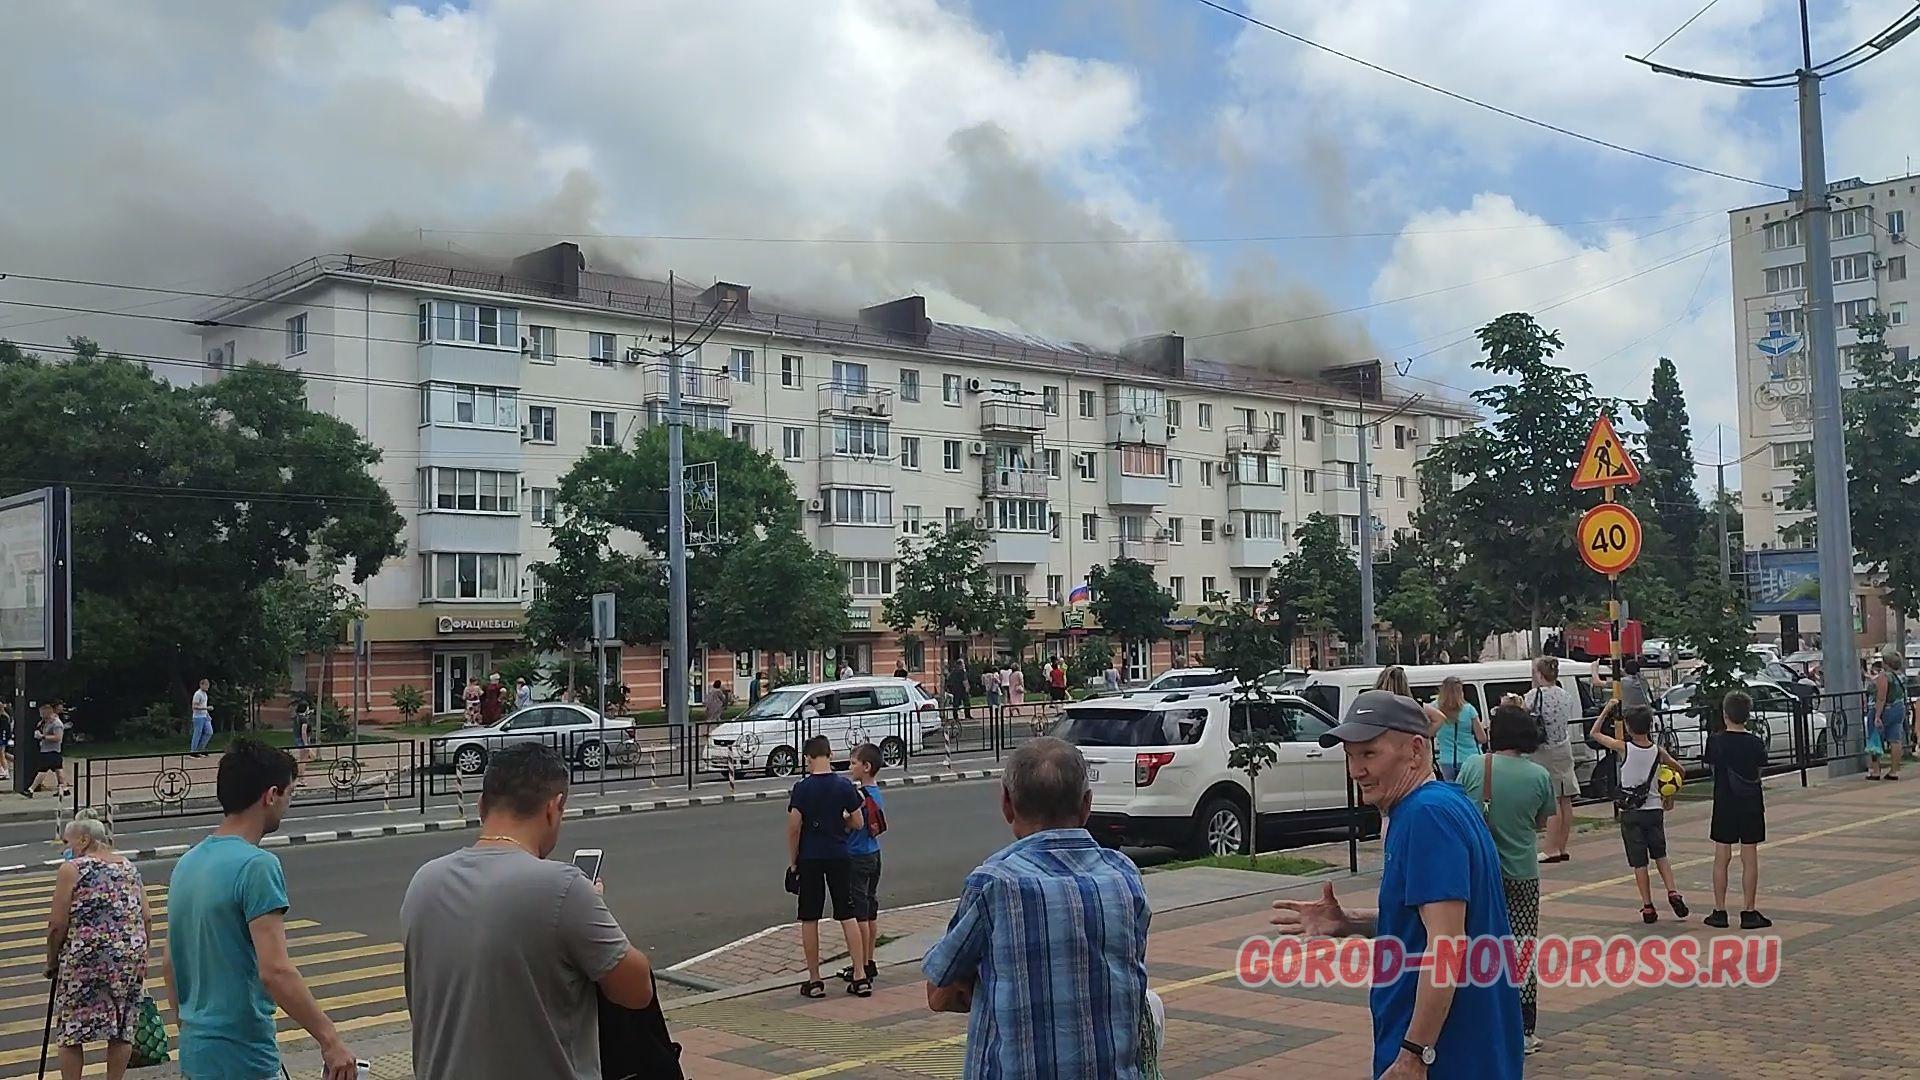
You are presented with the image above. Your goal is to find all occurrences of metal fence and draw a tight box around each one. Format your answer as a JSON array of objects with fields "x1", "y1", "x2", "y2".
[{"x1": 73, "y1": 740, "x2": 421, "y2": 822}]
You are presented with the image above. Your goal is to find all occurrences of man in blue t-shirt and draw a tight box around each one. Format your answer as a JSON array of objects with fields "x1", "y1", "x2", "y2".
[
  {"x1": 165, "y1": 738, "x2": 358, "y2": 1080},
  {"x1": 787, "y1": 735, "x2": 868, "y2": 997},
  {"x1": 1272, "y1": 690, "x2": 1522, "y2": 1079}
]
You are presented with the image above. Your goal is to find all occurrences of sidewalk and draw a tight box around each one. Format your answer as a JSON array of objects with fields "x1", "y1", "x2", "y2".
[{"x1": 164, "y1": 769, "x2": 1920, "y2": 1077}]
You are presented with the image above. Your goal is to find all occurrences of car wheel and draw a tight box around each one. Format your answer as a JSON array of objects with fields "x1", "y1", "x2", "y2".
[
  {"x1": 1193, "y1": 797, "x2": 1247, "y2": 858},
  {"x1": 766, "y1": 746, "x2": 799, "y2": 777},
  {"x1": 878, "y1": 736, "x2": 906, "y2": 769},
  {"x1": 576, "y1": 741, "x2": 604, "y2": 770},
  {"x1": 454, "y1": 745, "x2": 486, "y2": 776}
]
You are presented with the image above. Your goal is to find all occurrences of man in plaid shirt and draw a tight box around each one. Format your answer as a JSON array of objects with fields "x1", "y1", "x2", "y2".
[{"x1": 923, "y1": 737, "x2": 1153, "y2": 1078}]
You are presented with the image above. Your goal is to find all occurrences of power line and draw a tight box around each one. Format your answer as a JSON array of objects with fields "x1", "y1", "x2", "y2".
[
  {"x1": 1644, "y1": 0, "x2": 1724, "y2": 60},
  {"x1": 1189, "y1": 0, "x2": 1788, "y2": 189}
]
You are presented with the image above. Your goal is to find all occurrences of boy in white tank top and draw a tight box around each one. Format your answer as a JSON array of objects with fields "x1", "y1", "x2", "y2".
[{"x1": 1591, "y1": 701, "x2": 1690, "y2": 924}]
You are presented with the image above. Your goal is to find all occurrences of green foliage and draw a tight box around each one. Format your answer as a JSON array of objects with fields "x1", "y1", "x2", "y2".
[
  {"x1": 769, "y1": 666, "x2": 810, "y2": 690},
  {"x1": 1668, "y1": 548, "x2": 1757, "y2": 728},
  {"x1": 0, "y1": 342, "x2": 405, "y2": 735},
  {"x1": 316, "y1": 698, "x2": 352, "y2": 742},
  {"x1": 1020, "y1": 659, "x2": 1048, "y2": 695},
  {"x1": 1198, "y1": 592, "x2": 1288, "y2": 697},
  {"x1": 1639, "y1": 357, "x2": 1706, "y2": 591},
  {"x1": 1272, "y1": 513, "x2": 1358, "y2": 660},
  {"x1": 703, "y1": 530, "x2": 849, "y2": 652},
  {"x1": 388, "y1": 684, "x2": 428, "y2": 724},
  {"x1": 1377, "y1": 566, "x2": 1443, "y2": 664},
  {"x1": 493, "y1": 655, "x2": 545, "y2": 694},
  {"x1": 125, "y1": 702, "x2": 181, "y2": 743},
  {"x1": 1088, "y1": 557, "x2": 1175, "y2": 655},
  {"x1": 884, "y1": 521, "x2": 1002, "y2": 643},
  {"x1": 1783, "y1": 313, "x2": 1920, "y2": 626},
  {"x1": 1069, "y1": 635, "x2": 1114, "y2": 687},
  {"x1": 1227, "y1": 739, "x2": 1279, "y2": 778},
  {"x1": 253, "y1": 558, "x2": 366, "y2": 699},
  {"x1": 1416, "y1": 314, "x2": 1620, "y2": 650}
]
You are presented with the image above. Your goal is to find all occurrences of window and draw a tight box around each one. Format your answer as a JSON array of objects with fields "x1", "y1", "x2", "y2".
[
  {"x1": 1266, "y1": 411, "x2": 1286, "y2": 436},
  {"x1": 728, "y1": 348, "x2": 753, "y2": 383},
  {"x1": 1836, "y1": 298, "x2": 1875, "y2": 328},
  {"x1": 1043, "y1": 386, "x2": 1060, "y2": 415},
  {"x1": 1764, "y1": 218, "x2": 1802, "y2": 250},
  {"x1": 945, "y1": 506, "x2": 966, "y2": 528},
  {"x1": 418, "y1": 300, "x2": 519, "y2": 347},
  {"x1": 1372, "y1": 472, "x2": 1384, "y2": 498},
  {"x1": 1233, "y1": 454, "x2": 1287, "y2": 487},
  {"x1": 898, "y1": 368, "x2": 920, "y2": 402},
  {"x1": 1112, "y1": 385, "x2": 1164, "y2": 417},
  {"x1": 1891, "y1": 302, "x2": 1909, "y2": 327},
  {"x1": 899, "y1": 436, "x2": 921, "y2": 470},
  {"x1": 1197, "y1": 403, "x2": 1213, "y2": 430},
  {"x1": 420, "y1": 553, "x2": 520, "y2": 601},
  {"x1": 1243, "y1": 511, "x2": 1284, "y2": 540},
  {"x1": 1764, "y1": 263, "x2": 1805, "y2": 293},
  {"x1": 1167, "y1": 399, "x2": 1183, "y2": 429},
  {"x1": 943, "y1": 373, "x2": 963, "y2": 405},
  {"x1": 1044, "y1": 449, "x2": 1061, "y2": 478},
  {"x1": 1889, "y1": 209, "x2": 1907, "y2": 236},
  {"x1": 1076, "y1": 451, "x2": 1098, "y2": 480},
  {"x1": 1167, "y1": 457, "x2": 1183, "y2": 486},
  {"x1": 425, "y1": 468, "x2": 519, "y2": 513},
  {"x1": 943, "y1": 439, "x2": 962, "y2": 472},
  {"x1": 525, "y1": 405, "x2": 555, "y2": 443},
  {"x1": 782, "y1": 427, "x2": 803, "y2": 461},
  {"x1": 1049, "y1": 512, "x2": 1062, "y2": 540},
  {"x1": 901, "y1": 505, "x2": 923, "y2": 535},
  {"x1": 1201, "y1": 461, "x2": 1215, "y2": 487},
  {"x1": 1395, "y1": 476, "x2": 1408, "y2": 500},
  {"x1": 1301, "y1": 414, "x2": 1316, "y2": 441},
  {"x1": 1832, "y1": 254, "x2": 1871, "y2": 284},
  {"x1": 996, "y1": 573, "x2": 1027, "y2": 598},
  {"x1": 1202, "y1": 576, "x2": 1217, "y2": 600},
  {"x1": 1118, "y1": 444, "x2": 1166, "y2": 477},
  {"x1": 844, "y1": 561, "x2": 893, "y2": 597},
  {"x1": 1340, "y1": 515, "x2": 1361, "y2": 546},
  {"x1": 422, "y1": 383, "x2": 519, "y2": 428},
  {"x1": 1371, "y1": 424, "x2": 1381, "y2": 448},
  {"x1": 1078, "y1": 389, "x2": 1096, "y2": 418},
  {"x1": 1771, "y1": 440, "x2": 1811, "y2": 467},
  {"x1": 1167, "y1": 517, "x2": 1184, "y2": 544},
  {"x1": 832, "y1": 418, "x2": 890, "y2": 458},
  {"x1": 993, "y1": 498, "x2": 1047, "y2": 532},
  {"x1": 644, "y1": 401, "x2": 727, "y2": 432},
  {"x1": 1047, "y1": 575, "x2": 1064, "y2": 604},
  {"x1": 284, "y1": 314, "x2": 307, "y2": 357},
  {"x1": 1081, "y1": 513, "x2": 1098, "y2": 541},
  {"x1": 526, "y1": 324, "x2": 556, "y2": 363},
  {"x1": 829, "y1": 488, "x2": 892, "y2": 525},
  {"x1": 1166, "y1": 576, "x2": 1185, "y2": 603},
  {"x1": 781, "y1": 354, "x2": 803, "y2": 388},
  {"x1": 730, "y1": 423, "x2": 754, "y2": 447},
  {"x1": 1393, "y1": 424, "x2": 1407, "y2": 450},
  {"x1": 1302, "y1": 468, "x2": 1316, "y2": 493},
  {"x1": 1343, "y1": 462, "x2": 1359, "y2": 489},
  {"x1": 1767, "y1": 308, "x2": 1809, "y2": 336},
  {"x1": 1201, "y1": 518, "x2": 1215, "y2": 542},
  {"x1": 588, "y1": 332, "x2": 617, "y2": 365},
  {"x1": 1238, "y1": 575, "x2": 1264, "y2": 602},
  {"x1": 1116, "y1": 514, "x2": 1145, "y2": 543},
  {"x1": 830, "y1": 360, "x2": 868, "y2": 391},
  {"x1": 530, "y1": 487, "x2": 557, "y2": 526},
  {"x1": 1832, "y1": 207, "x2": 1867, "y2": 239},
  {"x1": 1890, "y1": 256, "x2": 1908, "y2": 282},
  {"x1": 590, "y1": 410, "x2": 617, "y2": 447}
]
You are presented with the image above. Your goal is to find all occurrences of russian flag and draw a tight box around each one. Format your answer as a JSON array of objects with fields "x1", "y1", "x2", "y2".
[{"x1": 1067, "y1": 580, "x2": 1091, "y2": 605}]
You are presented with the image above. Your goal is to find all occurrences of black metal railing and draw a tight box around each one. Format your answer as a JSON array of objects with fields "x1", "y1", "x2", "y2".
[{"x1": 74, "y1": 740, "x2": 420, "y2": 822}]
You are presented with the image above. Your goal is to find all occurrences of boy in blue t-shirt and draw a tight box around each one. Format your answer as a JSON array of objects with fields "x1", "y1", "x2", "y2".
[{"x1": 839, "y1": 743, "x2": 886, "y2": 985}]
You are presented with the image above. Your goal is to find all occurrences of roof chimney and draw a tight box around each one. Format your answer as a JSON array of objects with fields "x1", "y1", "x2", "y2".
[
  {"x1": 699, "y1": 281, "x2": 750, "y2": 315},
  {"x1": 1120, "y1": 333, "x2": 1185, "y2": 379},
  {"x1": 858, "y1": 296, "x2": 930, "y2": 346},
  {"x1": 1319, "y1": 359, "x2": 1383, "y2": 401},
  {"x1": 508, "y1": 242, "x2": 584, "y2": 298}
]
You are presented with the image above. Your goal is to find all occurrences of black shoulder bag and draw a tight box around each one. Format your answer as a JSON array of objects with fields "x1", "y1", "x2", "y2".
[{"x1": 599, "y1": 974, "x2": 684, "y2": 1080}]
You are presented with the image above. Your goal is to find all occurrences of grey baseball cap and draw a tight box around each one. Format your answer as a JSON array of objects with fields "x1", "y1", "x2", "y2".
[{"x1": 1318, "y1": 689, "x2": 1431, "y2": 748}]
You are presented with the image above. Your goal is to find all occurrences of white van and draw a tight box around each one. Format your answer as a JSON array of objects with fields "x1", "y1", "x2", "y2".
[
  {"x1": 1292, "y1": 662, "x2": 1611, "y2": 797},
  {"x1": 700, "y1": 677, "x2": 941, "y2": 777}
]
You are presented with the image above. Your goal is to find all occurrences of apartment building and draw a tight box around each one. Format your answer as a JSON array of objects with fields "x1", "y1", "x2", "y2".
[
  {"x1": 197, "y1": 244, "x2": 1475, "y2": 718},
  {"x1": 1729, "y1": 173, "x2": 1918, "y2": 647}
]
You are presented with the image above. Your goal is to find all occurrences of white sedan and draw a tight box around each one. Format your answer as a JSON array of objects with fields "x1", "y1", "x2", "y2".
[{"x1": 1660, "y1": 679, "x2": 1828, "y2": 764}]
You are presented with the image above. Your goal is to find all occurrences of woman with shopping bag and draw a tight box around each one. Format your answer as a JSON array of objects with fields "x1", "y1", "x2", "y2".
[{"x1": 43, "y1": 808, "x2": 159, "y2": 1079}]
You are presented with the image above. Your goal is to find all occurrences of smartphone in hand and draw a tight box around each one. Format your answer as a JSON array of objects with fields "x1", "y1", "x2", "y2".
[{"x1": 572, "y1": 848, "x2": 604, "y2": 883}]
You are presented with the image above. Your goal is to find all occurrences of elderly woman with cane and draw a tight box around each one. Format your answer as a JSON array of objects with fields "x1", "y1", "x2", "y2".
[{"x1": 44, "y1": 808, "x2": 154, "y2": 1080}]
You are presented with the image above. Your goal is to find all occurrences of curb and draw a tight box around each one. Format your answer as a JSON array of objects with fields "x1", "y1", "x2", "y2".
[{"x1": 0, "y1": 766, "x2": 1004, "y2": 879}]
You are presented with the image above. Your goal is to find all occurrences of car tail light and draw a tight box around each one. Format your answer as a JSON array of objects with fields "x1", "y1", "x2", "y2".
[{"x1": 1136, "y1": 752, "x2": 1176, "y2": 786}]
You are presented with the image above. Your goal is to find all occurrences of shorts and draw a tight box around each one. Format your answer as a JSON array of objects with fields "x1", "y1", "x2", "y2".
[
  {"x1": 1879, "y1": 711, "x2": 1908, "y2": 746},
  {"x1": 37, "y1": 751, "x2": 63, "y2": 774},
  {"x1": 1711, "y1": 800, "x2": 1767, "y2": 846},
  {"x1": 1619, "y1": 808, "x2": 1667, "y2": 868},
  {"x1": 1048, "y1": 686, "x2": 1067, "y2": 702},
  {"x1": 1528, "y1": 741, "x2": 1579, "y2": 800},
  {"x1": 797, "y1": 857, "x2": 854, "y2": 923},
  {"x1": 847, "y1": 852, "x2": 881, "y2": 921}
]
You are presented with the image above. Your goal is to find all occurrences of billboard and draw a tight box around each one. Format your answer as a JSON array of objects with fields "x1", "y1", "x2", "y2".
[
  {"x1": 1744, "y1": 548, "x2": 1821, "y2": 615},
  {"x1": 0, "y1": 487, "x2": 71, "y2": 662}
]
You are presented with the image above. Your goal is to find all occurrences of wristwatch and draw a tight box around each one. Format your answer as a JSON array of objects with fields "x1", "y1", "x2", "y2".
[{"x1": 1400, "y1": 1038, "x2": 1436, "y2": 1066}]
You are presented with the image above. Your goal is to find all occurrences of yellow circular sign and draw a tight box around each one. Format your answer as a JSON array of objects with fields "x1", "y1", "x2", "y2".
[{"x1": 1577, "y1": 503, "x2": 1643, "y2": 576}]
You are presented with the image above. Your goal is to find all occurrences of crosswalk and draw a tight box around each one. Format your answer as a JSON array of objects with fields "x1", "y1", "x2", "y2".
[{"x1": 0, "y1": 872, "x2": 411, "y2": 1077}]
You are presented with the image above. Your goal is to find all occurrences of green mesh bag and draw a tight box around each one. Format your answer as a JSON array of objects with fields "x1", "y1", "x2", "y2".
[{"x1": 129, "y1": 995, "x2": 169, "y2": 1068}]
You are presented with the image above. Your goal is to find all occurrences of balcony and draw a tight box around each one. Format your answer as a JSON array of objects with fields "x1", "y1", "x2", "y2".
[
  {"x1": 818, "y1": 382, "x2": 895, "y2": 417},
  {"x1": 1105, "y1": 387, "x2": 1169, "y2": 446},
  {"x1": 983, "y1": 528, "x2": 1050, "y2": 566},
  {"x1": 1226, "y1": 535, "x2": 1287, "y2": 570},
  {"x1": 417, "y1": 342, "x2": 521, "y2": 389},
  {"x1": 1321, "y1": 485, "x2": 1364, "y2": 517},
  {"x1": 1106, "y1": 454, "x2": 1168, "y2": 506},
  {"x1": 980, "y1": 396, "x2": 1044, "y2": 436},
  {"x1": 1226, "y1": 427, "x2": 1287, "y2": 456},
  {"x1": 1320, "y1": 428, "x2": 1361, "y2": 464},
  {"x1": 1226, "y1": 480, "x2": 1289, "y2": 514},
  {"x1": 1109, "y1": 535, "x2": 1169, "y2": 564},
  {"x1": 642, "y1": 363, "x2": 729, "y2": 404},
  {"x1": 982, "y1": 465, "x2": 1048, "y2": 498},
  {"x1": 815, "y1": 523, "x2": 898, "y2": 560},
  {"x1": 819, "y1": 454, "x2": 893, "y2": 489}
]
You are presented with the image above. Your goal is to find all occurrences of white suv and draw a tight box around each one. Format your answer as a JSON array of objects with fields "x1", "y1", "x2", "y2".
[
  {"x1": 1055, "y1": 691, "x2": 1373, "y2": 857},
  {"x1": 700, "y1": 677, "x2": 941, "y2": 777}
]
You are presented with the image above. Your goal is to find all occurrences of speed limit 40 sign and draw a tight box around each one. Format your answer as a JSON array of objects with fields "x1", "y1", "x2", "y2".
[{"x1": 1577, "y1": 503, "x2": 1643, "y2": 576}]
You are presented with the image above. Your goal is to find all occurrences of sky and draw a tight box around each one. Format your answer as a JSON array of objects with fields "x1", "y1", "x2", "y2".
[{"x1": 2, "y1": 0, "x2": 1914, "y2": 494}]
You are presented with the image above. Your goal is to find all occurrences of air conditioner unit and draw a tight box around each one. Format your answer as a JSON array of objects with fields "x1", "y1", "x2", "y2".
[
  {"x1": 621, "y1": 347, "x2": 644, "y2": 365},
  {"x1": 1166, "y1": 426, "x2": 1179, "y2": 440},
  {"x1": 1221, "y1": 522, "x2": 1238, "y2": 537},
  {"x1": 1155, "y1": 527, "x2": 1174, "y2": 540},
  {"x1": 965, "y1": 377, "x2": 983, "y2": 394},
  {"x1": 966, "y1": 440, "x2": 987, "y2": 456},
  {"x1": 519, "y1": 424, "x2": 532, "y2": 442},
  {"x1": 808, "y1": 498, "x2": 825, "y2": 513},
  {"x1": 1893, "y1": 231, "x2": 1907, "y2": 243},
  {"x1": 519, "y1": 337, "x2": 533, "y2": 356},
  {"x1": 971, "y1": 514, "x2": 987, "y2": 528}
]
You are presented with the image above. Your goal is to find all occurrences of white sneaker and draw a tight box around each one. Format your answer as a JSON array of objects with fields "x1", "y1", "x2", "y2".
[{"x1": 1524, "y1": 1035, "x2": 1543, "y2": 1055}]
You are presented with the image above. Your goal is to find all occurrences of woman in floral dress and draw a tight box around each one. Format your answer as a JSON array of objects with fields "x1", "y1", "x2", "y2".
[
  {"x1": 463, "y1": 677, "x2": 483, "y2": 724},
  {"x1": 45, "y1": 808, "x2": 152, "y2": 1080}
]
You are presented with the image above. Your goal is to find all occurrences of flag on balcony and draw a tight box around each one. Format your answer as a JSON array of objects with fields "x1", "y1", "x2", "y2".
[{"x1": 1067, "y1": 580, "x2": 1091, "y2": 605}]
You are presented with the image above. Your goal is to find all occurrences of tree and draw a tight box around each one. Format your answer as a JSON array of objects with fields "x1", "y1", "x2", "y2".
[
  {"x1": 1417, "y1": 313, "x2": 1620, "y2": 654},
  {"x1": 1199, "y1": 592, "x2": 1289, "y2": 693},
  {"x1": 0, "y1": 342, "x2": 404, "y2": 731},
  {"x1": 1668, "y1": 548, "x2": 1758, "y2": 729},
  {"x1": 1272, "y1": 514, "x2": 1359, "y2": 665},
  {"x1": 1225, "y1": 738, "x2": 1278, "y2": 861},
  {"x1": 884, "y1": 522, "x2": 999, "y2": 660},
  {"x1": 979, "y1": 590, "x2": 1035, "y2": 661},
  {"x1": 1376, "y1": 567, "x2": 1443, "y2": 664},
  {"x1": 1783, "y1": 312, "x2": 1920, "y2": 651},
  {"x1": 1088, "y1": 557, "x2": 1175, "y2": 678},
  {"x1": 1640, "y1": 357, "x2": 1706, "y2": 590},
  {"x1": 389, "y1": 685, "x2": 427, "y2": 725},
  {"x1": 252, "y1": 557, "x2": 366, "y2": 727},
  {"x1": 703, "y1": 530, "x2": 850, "y2": 655}
]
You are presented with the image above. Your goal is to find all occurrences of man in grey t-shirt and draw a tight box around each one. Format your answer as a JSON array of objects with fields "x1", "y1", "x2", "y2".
[{"x1": 402, "y1": 744, "x2": 655, "y2": 1079}]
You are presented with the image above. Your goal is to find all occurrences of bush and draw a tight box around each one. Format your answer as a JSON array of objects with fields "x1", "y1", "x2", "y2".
[
  {"x1": 1070, "y1": 636, "x2": 1114, "y2": 687},
  {"x1": 1021, "y1": 659, "x2": 1048, "y2": 696},
  {"x1": 389, "y1": 684, "x2": 427, "y2": 724},
  {"x1": 769, "y1": 666, "x2": 809, "y2": 690},
  {"x1": 495, "y1": 654, "x2": 545, "y2": 694},
  {"x1": 317, "y1": 698, "x2": 352, "y2": 742},
  {"x1": 123, "y1": 702, "x2": 180, "y2": 743}
]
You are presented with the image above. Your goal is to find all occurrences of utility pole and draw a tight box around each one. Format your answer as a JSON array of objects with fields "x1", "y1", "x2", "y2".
[
  {"x1": 1716, "y1": 428, "x2": 1730, "y2": 586},
  {"x1": 667, "y1": 272, "x2": 690, "y2": 736},
  {"x1": 1630, "y1": 1, "x2": 1920, "y2": 773},
  {"x1": 1356, "y1": 396, "x2": 1376, "y2": 665}
]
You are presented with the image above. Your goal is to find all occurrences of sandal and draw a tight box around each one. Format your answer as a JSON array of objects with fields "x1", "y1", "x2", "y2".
[
  {"x1": 1640, "y1": 904, "x2": 1657, "y2": 925},
  {"x1": 848, "y1": 977, "x2": 873, "y2": 997},
  {"x1": 799, "y1": 980, "x2": 825, "y2": 999},
  {"x1": 834, "y1": 965, "x2": 857, "y2": 983}
]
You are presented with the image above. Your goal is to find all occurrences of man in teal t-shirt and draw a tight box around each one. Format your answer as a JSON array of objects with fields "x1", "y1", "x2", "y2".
[{"x1": 165, "y1": 739, "x2": 357, "y2": 1080}]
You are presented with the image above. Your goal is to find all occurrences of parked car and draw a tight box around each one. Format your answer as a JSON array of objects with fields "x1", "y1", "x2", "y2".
[
  {"x1": 1659, "y1": 677, "x2": 1828, "y2": 763},
  {"x1": 433, "y1": 703, "x2": 638, "y2": 776},
  {"x1": 1059, "y1": 690, "x2": 1373, "y2": 857},
  {"x1": 699, "y1": 677, "x2": 940, "y2": 777},
  {"x1": 1746, "y1": 643, "x2": 1783, "y2": 666},
  {"x1": 1127, "y1": 667, "x2": 1240, "y2": 702},
  {"x1": 1755, "y1": 660, "x2": 1819, "y2": 703}
]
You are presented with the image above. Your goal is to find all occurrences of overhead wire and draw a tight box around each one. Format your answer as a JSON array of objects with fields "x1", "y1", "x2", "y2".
[{"x1": 1644, "y1": 0, "x2": 1725, "y2": 59}]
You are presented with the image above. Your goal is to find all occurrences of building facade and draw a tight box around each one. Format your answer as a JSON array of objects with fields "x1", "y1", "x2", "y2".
[
  {"x1": 1729, "y1": 173, "x2": 1917, "y2": 648},
  {"x1": 198, "y1": 246, "x2": 1475, "y2": 719}
]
